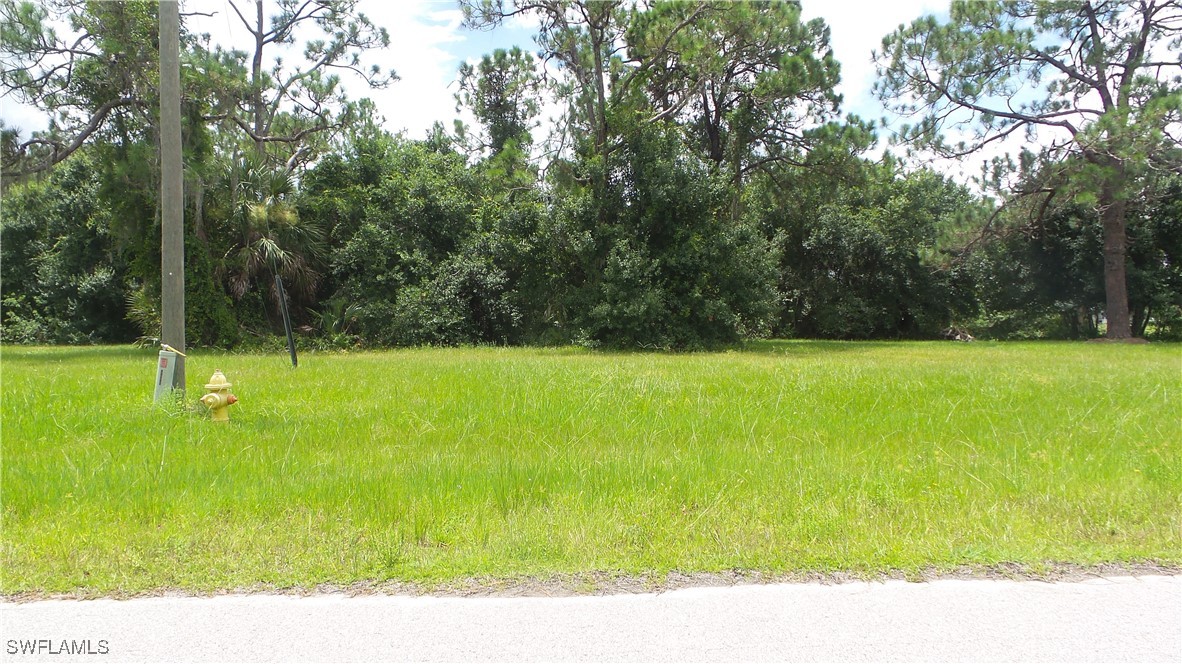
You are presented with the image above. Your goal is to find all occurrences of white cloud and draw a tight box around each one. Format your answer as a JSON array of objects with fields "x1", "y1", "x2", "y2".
[
  {"x1": 354, "y1": 2, "x2": 467, "y2": 138},
  {"x1": 800, "y1": 0, "x2": 1023, "y2": 187},
  {"x1": 189, "y1": 0, "x2": 468, "y2": 140},
  {"x1": 800, "y1": 0, "x2": 946, "y2": 123},
  {"x1": 0, "y1": 100, "x2": 47, "y2": 138}
]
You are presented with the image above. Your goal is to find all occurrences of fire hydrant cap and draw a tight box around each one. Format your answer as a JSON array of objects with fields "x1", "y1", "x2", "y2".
[{"x1": 204, "y1": 370, "x2": 233, "y2": 391}]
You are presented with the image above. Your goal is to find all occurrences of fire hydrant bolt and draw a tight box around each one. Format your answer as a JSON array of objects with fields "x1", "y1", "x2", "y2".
[{"x1": 201, "y1": 370, "x2": 237, "y2": 422}]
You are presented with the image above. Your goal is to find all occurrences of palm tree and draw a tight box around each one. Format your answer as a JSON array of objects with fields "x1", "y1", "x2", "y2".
[{"x1": 219, "y1": 154, "x2": 325, "y2": 314}]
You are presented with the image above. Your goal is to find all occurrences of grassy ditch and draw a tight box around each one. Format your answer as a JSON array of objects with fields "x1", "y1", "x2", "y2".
[{"x1": 2, "y1": 341, "x2": 1179, "y2": 594}]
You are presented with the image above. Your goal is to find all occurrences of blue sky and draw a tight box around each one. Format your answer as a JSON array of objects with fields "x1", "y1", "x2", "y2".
[{"x1": 2, "y1": 0, "x2": 950, "y2": 157}]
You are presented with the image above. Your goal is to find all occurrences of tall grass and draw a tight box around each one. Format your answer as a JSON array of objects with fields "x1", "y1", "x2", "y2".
[{"x1": 2, "y1": 341, "x2": 1179, "y2": 593}]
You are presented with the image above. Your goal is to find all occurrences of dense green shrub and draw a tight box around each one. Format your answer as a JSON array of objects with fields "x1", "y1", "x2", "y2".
[
  {"x1": 966, "y1": 176, "x2": 1182, "y2": 340},
  {"x1": 768, "y1": 165, "x2": 974, "y2": 339},
  {"x1": 553, "y1": 124, "x2": 780, "y2": 349},
  {"x1": 1, "y1": 156, "x2": 137, "y2": 343}
]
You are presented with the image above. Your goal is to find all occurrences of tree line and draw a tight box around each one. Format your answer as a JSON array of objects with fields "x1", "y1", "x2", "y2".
[{"x1": 2, "y1": 0, "x2": 1179, "y2": 349}]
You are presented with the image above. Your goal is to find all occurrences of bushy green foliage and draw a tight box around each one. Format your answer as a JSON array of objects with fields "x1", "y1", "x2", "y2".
[
  {"x1": 966, "y1": 205, "x2": 1104, "y2": 340},
  {"x1": 390, "y1": 252, "x2": 520, "y2": 346},
  {"x1": 553, "y1": 124, "x2": 780, "y2": 349},
  {"x1": 8, "y1": 134, "x2": 1176, "y2": 348},
  {"x1": 184, "y1": 229, "x2": 240, "y2": 348},
  {"x1": 298, "y1": 123, "x2": 781, "y2": 350},
  {"x1": 5, "y1": 0, "x2": 1178, "y2": 349},
  {"x1": 760, "y1": 160, "x2": 975, "y2": 339},
  {"x1": 302, "y1": 134, "x2": 515, "y2": 346},
  {"x1": 0, "y1": 152, "x2": 245, "y2": 347},
  {"x1": 968, "y1": 175, "x2": 1182, "y2": 340},
  {"x1": 1129, "y1": 179, "x2": 1182, "y2": 340},
  {"x1": 1, "y1": 155, "x2": 136, "y2": 343}
]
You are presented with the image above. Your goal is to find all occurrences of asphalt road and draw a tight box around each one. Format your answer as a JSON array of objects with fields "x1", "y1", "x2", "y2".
[{"x1": 3, "y1": 576, "x2": 1179, "y2": 663}]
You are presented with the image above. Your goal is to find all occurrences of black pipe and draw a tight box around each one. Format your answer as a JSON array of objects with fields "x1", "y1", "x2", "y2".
[{"x1": 275, "y1": 274, "x2": 298, "y2": 368}]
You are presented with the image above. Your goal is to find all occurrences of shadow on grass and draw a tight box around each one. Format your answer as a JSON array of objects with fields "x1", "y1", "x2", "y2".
[
  {"x1": 0, "y1": 339, "x2": 1016, "y2": 365},
  {"x1": 740, "y1": 339, "x2": 909, "y2": 356},
  {"x1": 531, "y1": 339, "x2": 918, "y2": 359},
  {"x1": 0, "y1": 345, "x2": 150, "y2": 363},
  {"x1": 1, "y1": 340, "x2": 943, "y2": 364}
]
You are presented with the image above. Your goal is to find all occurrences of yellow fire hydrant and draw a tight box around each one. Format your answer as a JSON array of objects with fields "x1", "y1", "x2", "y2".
[{"x1": 199, "y1": 370, "x2": 238, "y2": 422}]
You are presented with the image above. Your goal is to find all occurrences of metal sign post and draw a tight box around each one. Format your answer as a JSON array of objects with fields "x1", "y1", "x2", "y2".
[
  {"x1": 275, "y1": 274, "x2": 298, "y2": 368},
  {"x1": 153, "y1": 345, "x2": 185, "y2": 402},
  {"x1": 154, "y1": 349, "x2": 179, "y2": 402}
]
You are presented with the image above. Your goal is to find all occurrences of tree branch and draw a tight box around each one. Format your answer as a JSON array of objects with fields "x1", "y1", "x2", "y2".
[
  {"x1": 920, "y1": 57, "x2": 1080, "y2": 136},
  {"x1": 224, "y1": 112, "x2": 336, "y2": 146},
  {"x1": 227, "y1": 0, "x2": 260, "y2": 38},
  {"x1": 1029, "y1": 50, "x2": 1100, "y2": 89},
  {"x1": 1082, "y1": 1, "x2": 1117, "y2": 110},
  {"x1": 1, "y1": 96, "x2": 138, "y2": 178}
]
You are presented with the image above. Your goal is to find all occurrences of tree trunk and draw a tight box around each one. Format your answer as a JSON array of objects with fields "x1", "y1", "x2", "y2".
[
  {"x1": 251, "y1": 0, "x2": 266, "y2": 158},
  {"x1": 1099, "y1": 179, "x2": 1132, "y2": 338},
  {"x1": 190, "y1": 173, "x2": 207, "y2": 243},
  {"x1": 704, "y1": 88, "x2": 723, "y2": 165},
  {"x1": 1132, "y1": 305, "x2": 1150, "y2": 338},
  {"x1": 590, "y1": 27, "x2": 608, "y2": 157}
]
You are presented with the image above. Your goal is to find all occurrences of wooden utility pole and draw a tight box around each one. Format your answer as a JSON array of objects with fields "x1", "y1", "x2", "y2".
[{"x1": 159, "y1": 0, "x2": 185, "y2": 389}]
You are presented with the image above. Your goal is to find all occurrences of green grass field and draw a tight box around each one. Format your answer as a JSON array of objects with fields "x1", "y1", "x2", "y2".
[{"x1": 2, "y1": 341, "x2": 1179, "y2": 595}]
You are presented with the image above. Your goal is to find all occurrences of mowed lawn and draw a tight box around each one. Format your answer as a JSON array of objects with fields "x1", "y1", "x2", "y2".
[{"x1": 2, "y1": 341, "x2": 1179, "y2": 594}]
